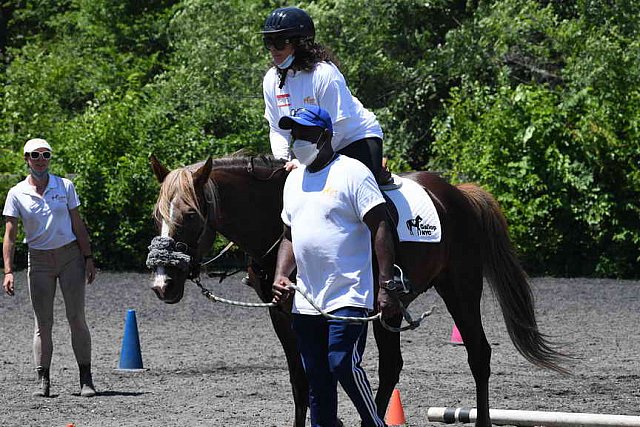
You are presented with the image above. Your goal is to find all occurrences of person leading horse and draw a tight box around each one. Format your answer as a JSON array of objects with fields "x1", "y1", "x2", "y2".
[{"x1": 272, "y1": 106, "x2": 399, "y2": 427}]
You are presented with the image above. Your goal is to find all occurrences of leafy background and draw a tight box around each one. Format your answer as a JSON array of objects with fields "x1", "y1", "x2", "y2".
[{"x1": 1, "y1": 0, "x2": 638, "y2": 277}]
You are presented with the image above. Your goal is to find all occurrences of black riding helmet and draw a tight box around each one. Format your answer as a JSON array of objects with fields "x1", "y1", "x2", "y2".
[{"x1": 261, "y1": 7, "x2": 315, "y2": 41}]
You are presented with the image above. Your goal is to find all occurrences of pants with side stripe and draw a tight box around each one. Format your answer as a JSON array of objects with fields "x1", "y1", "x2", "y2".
[{"x1": 292, "y1": 308, "x2": 386, "y2": 427}]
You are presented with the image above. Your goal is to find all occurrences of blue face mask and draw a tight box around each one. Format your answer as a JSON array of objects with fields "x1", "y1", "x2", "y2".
[
  {"x1": 29, "y1": 167, "x2": 48, "y2": 180},
  {"x1": 276, "y1": 54, "x2": 295, "y2": 70}
]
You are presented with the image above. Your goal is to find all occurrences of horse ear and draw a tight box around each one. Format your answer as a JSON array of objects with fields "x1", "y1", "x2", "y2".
[
  {"x1": 150, "y1": 154, "x2": 170, "y2": 183},
  {"x1": 193, "y1": 157, "x2": 213, "y2": 188}
]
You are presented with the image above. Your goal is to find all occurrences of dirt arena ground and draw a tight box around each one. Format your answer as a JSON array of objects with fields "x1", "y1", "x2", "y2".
[{"x1": 0, "y1": 272, "x2": 638, "y2": 426}]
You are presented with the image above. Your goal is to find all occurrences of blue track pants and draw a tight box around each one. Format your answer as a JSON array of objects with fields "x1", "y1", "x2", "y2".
[{"x1": 292, "y1": 307, "x2": 386, "y2": 427}]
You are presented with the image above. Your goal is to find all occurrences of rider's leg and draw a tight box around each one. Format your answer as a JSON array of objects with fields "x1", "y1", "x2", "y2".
[{"x1": 336, "y1": 137, "x2": 385, "y2": 184}]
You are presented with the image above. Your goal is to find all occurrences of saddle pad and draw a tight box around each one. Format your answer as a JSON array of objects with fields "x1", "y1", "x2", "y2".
[{"x1": 384, "y1": 175, "x2": 441, "y2": 243}]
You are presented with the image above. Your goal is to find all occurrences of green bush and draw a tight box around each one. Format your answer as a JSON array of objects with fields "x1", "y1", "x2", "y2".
[
  {"x1": 1, "y1": 0, "x2": 638, "y2": 277},
  {"x1": 432, "y1": 0, "x2": 640, "y2": 277}
]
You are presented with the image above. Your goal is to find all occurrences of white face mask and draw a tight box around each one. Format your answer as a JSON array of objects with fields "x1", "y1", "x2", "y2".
[
  {"x1": 276, "y1": 54, "x2": 295, "y2": 70},
  {"x1": 292, "y1": 139, "x2": 320, "y2": 166}
]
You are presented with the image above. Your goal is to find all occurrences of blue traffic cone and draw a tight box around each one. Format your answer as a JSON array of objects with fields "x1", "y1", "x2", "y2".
[{"x1": 117, "y1": 309, "x2": 145, "y2": 371}]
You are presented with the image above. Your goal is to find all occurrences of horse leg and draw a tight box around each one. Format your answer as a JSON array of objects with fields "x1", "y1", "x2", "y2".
[
  {"x1": 436, "y1": 275, "x2": 491, "y2": 427},
  {"x1": 372, "y1": 314, "x2": 403, "y2": 420},
  {"x1": 268, "y1": 306, "x2": 308, "y2": 427}
]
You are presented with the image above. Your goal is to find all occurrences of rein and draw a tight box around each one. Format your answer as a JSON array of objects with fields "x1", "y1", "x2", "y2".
[
  {"x1": 198, "y1": 231, "x2": 284, "y2": 282},
  {"x1": 246, "y1": 157, "x2": 286, "y2": 181},
  {"x1": 200, "y1": 241, "x2": 235, "y2": 267},
  {"x1": 189, "y1": 276, "x2": 434, "y2": 333}
]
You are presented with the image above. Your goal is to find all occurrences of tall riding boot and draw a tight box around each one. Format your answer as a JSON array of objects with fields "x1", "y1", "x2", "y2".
[
  {"x1": 33, "y1": 367, "x2": 50, "y2": 397},
  {"x1": 79, "y1": 364, "x2": 96, "y2": 397}
]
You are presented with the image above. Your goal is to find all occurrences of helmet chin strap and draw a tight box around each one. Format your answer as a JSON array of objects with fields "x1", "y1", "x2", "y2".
[{"x1": 277, "y1": 66, "x2": 292, "y2": 89}]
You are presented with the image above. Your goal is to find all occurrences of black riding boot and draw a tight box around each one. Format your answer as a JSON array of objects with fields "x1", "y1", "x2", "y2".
[
  {"x1": 79, "y1": 364, "x2": 96, "y2": 397},
  {"x1": 33, "y1": 367, "x2": 50, "y2": 397}
]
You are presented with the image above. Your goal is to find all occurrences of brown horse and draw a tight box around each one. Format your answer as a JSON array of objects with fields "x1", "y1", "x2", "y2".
[{"x1": 148, "y1": 154, "x2": 567, "y2": 427}]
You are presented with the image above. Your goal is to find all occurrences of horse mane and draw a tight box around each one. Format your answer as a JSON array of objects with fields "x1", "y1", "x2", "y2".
[
  {"x1": 209, "y1": 151, "x2": 285, "y2": 170},
  {"x1": 154, "y1": 154, "x2": 285, "y2": 233},
  {"x1": 154, "y1": 168, "x2": 214, "y2": 233}
]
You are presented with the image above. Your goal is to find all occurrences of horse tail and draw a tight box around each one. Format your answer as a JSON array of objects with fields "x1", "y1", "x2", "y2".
[{"x1": 457, "y1": 183, "x2": 569, "y2": 374}]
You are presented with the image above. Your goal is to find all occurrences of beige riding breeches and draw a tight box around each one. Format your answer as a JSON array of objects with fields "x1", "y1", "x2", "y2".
[{"x1": 27, "y1": 241, "x2": 91, "y2": 368}]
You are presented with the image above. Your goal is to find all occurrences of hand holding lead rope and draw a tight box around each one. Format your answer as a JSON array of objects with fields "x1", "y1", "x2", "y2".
[{"x1": 193, "y1": 276, "x2": 434, "y2": 332}]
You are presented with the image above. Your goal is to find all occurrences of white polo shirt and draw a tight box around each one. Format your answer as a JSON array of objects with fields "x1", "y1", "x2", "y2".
[
  {"x1": 281, "y1": 155, "x2": 385, "y2": 314},
  {"x1": 3, "y1": 174, "x2": 80, "y2": 250}
]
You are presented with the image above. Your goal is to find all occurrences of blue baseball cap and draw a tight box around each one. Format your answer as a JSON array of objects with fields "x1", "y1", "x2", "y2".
[{"x1": 278, "y1": 105, "x2": 333, "y2": 133}]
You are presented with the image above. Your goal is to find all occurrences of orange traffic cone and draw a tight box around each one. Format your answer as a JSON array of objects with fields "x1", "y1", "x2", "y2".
[
  {"x1": 449, "y1": 324, "x2": 464, "y2": 345},
  {"x1": 385, "y1": 389, "x2": 406, "y2": 426}
]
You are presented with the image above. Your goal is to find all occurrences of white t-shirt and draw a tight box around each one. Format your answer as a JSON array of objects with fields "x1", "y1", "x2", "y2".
[
  {"x1": 3, "y1": 174, "x2": 80, "y2": 250},
  {"x1": 281, "y1": 155, "x2": 385, "y2": 314},
  {"x1": 263, "y1": 62, "x2": 383, "y2": 160}
]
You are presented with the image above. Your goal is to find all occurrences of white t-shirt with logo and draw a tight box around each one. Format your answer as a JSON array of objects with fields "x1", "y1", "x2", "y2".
[
  {"x1": 281, "y1": 155, "x2": 385, "y2": 314},
  {"x1": 263, "y1": 62, "x2": 383, "y2": 160},
  {"x1": 3, "y1": 174, "x2": 80, "y2": 250}
]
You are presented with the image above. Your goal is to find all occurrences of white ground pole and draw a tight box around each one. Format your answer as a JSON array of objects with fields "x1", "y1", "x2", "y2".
[{"x1": 427, "y1": 407, "x2": 640, "y2": 427}]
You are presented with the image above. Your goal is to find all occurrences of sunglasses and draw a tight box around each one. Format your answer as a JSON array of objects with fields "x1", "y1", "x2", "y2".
[
  {"x1": 263, "y1": 36, "x2": 291, "y2": 51},
  {"x1": 27, "y1": 151, "x2": 52, "y2": 160}
]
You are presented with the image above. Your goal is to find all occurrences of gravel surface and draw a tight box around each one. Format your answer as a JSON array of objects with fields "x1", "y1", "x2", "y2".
[{"x1": 1, "y1": 272, "x2": 638, "y2": 426}]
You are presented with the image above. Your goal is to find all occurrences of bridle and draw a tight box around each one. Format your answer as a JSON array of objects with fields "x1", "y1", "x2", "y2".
[
  {"x1": 146, "y1": 183, "x2": 217, "y2": 280},
  {"x1": 148, "y1": 157, "x2": 287, "y2": 280}
]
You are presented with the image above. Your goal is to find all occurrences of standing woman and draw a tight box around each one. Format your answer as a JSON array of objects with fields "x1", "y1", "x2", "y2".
[
  {"x1": 2, "y1": 138, "x2": 97, "y2": 398},
  {"x1": 262, "y1": 7, "x2": 387, "y2": 182}
]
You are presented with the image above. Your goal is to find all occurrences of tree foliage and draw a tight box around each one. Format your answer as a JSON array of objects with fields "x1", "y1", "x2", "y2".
[
  {"x1": 431, "y1": 0, "x2": 640, "y2": 276},
  {"x1": 0, "y1": 0, "x2": 638, "y2": 277}
]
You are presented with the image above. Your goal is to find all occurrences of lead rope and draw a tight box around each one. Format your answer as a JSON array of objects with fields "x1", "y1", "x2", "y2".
[
  {"x1": 148, "y1": 235, "x2": 433, "y2": 331},
  {"x1": 191, "y1": 276, "x2": 434, "y2": 333}
]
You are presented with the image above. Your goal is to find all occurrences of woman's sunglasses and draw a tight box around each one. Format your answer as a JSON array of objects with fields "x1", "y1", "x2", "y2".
[
  {"x1": 28, "y1": 151, "x2": 52, "y2": 160},
  {"x1": 263, "y1": 36, "x2": 291, "y2": 51}
]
